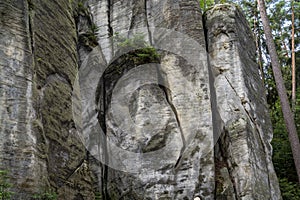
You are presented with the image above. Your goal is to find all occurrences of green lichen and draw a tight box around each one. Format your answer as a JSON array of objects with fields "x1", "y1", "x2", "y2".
[
  {"x1": 33, "y1": 0, "x2": 78, "y2": 87},
  {"x1": 32, "y1": 119, "x2": 48, "y2": 159},
  {"x1": 41, "y1": 81, "x2": 73, "y2": 141}
]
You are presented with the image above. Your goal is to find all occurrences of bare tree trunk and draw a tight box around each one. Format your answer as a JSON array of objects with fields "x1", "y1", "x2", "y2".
[
  {"x1": 258, "y1": 0, "x2": 300, "y2": 184},
  {"x1": 291, "y1": 0, "x2": 296, "y2": 113},
  {"x1": 254, "y1": 1, "x2": 265, "y2": 84}
]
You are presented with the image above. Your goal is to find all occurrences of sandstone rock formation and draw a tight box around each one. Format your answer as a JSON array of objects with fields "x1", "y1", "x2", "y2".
[
  {"x1": 0, "y1": 0, "x2": 281, "y2": 199},
  {"x1": 205, "y1": 5, "x2": 281, "y2": 199}
]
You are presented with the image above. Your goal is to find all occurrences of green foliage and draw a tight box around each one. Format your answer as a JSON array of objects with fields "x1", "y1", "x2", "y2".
[
  {"x1": 133, "y1": 46, "x2": 160, "y2": 63},
  {"x1": 229, "y1": 0, "x2": 300, "y2": 198},
  {"x1": 114, "y1": 33, "x2": 148, "y2": 49},
  {"x1": 270, "y1": 73, "x2": 300, "y2": 200},
  {"x1": 0, "y1": 170, "x2": 13, "y2": 200},
  {"x1": 86, "y1": 24, "x2": 99, "y2": 44},
  {"x1": 279, "y1": 178, "x2": 300, "y2": 200},
  {"x1": 113, "y1": 33, "x2": 160, "y2": 63},
  {"x1": 75, "y1": 1, "x2": 99, "y2": 47},
  {"x1": 199, "y1": 0, "x2": 215, "y2": 10},
  {"x1": 32, "y1": 189, "x2": 57, "y2": 200},
  {"x1": 79, "y1": 23, "x2": 99, "y2": 47},
  {"x1": 95, "y1": 192, "x2": 102, "y2": 200},
  {"x1": 76, "y1": 1, "x2": 89, "y2": 16}
]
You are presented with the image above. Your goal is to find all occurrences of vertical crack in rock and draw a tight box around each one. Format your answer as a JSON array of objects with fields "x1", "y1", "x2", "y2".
[
  {"x1": 156, "y1": 58, "x2": 186, "y2": 170},
  {"x1": 107, "y1": 0, "x2": 113, "y2": 38},
  {"x1": 214, "y1": 139, "x2": 238, "y2": 200},
  {"x1": 128, "y1": 0, "x2": 140, "y2": 31},
  {"x1": 27, "y1": 1, "x2": 34, "y2": 54},
  {"x1": 203, "y1": 11, "x2": 223, "y2": 148},
  {"x1": 0, "y1": 0, "x2": 53, "y2": 197},
  {"x1": 101, "y1": 77, "x2": 109, "y2": 200},
  {"x1": 144, "y1": 0, "x2": 153, "y2": 45},
  {"x1": 223, "y1": 40, "x2": 273, "y2": 199},
  {"x1": 158, "y1": 85, "x2": 186, "y2": 170},
  {"x1": 106, "y1": 0, "x2": 114, "y2": 43}
]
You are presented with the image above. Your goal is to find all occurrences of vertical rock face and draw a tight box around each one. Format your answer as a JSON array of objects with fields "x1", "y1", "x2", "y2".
[
  {"x1": 0, "y1": 1, "x2": 39, "y2": 198},
  {"x1": 1, "y1": 0, "x2": 96, "y2": 199},
  {"x1": 0, "y1": 1, "x2": 281, "y2": 200},
  {"x1": 205, "y1": 4, "x2": 281, "y2": 200},
  {"x1": 86, "y1": 0, "x2": 216, "y2": 199}
]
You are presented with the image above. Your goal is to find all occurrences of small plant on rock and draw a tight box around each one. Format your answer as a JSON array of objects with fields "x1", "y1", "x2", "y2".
[
  {"x1": 113, "y1": 33, "x2": 160, "y2": 62},
  {"x1": 0, "y1": 170, "x2": 13, "y2": 200},
  {"x1": 79, "y1": 23, "x2": 99, "y2": 47}
]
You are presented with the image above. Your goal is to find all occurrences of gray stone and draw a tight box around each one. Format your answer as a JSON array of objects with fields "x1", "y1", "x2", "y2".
[
  {"x1": 205, "y1": 4, "x2": 282, "y2": 200},
  {"x1": 0, "y1": 0, "x2": 282, "y2": 199}
]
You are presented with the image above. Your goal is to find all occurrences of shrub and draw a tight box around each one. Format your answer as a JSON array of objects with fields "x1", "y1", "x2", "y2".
[
  {"x1": 279, "y1": 178, "x2": 300, "y2": 200},
  {"x1": 113, "y1": 33, "x2": 160, "y2": 62}
]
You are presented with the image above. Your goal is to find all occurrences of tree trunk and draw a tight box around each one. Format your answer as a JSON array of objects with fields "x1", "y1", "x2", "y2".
[
  {"x1": 254, "y1": 0, "x2": 265, "y2": 84},
  {"x1": 258, "y1": 0, "x2": 300, "y2": 183},
  {"x1": 291, "y1": 0, "x2": 296, "y2": 112}
]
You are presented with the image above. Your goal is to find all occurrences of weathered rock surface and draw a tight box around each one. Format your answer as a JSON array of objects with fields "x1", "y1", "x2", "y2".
[
  {"x1": 0, "y1": 1, "x2": 40, "y2": 198},
  {"x1": 85, "y1": 0, "x2": 216, "y2": 199},
  {"x1": 205, "y1": 4, "x2": 281, "y2": 200},
  {"x1": 1, "y1": 0, "x2": 96, "y2": 199},
  {"x1": 0, "y1": 0, "x2": 281, "y2": 200}
]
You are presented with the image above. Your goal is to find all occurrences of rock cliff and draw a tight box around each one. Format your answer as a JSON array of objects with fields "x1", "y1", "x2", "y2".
[{"x1": 0, "y1": 0, "x2": 281, "y2": 199}]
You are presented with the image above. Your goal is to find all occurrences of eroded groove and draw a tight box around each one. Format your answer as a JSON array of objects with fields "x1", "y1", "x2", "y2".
[
  {"x1": 224, "y1": 75, "x2": 273, "y2": 197},
  {"x1": 157, "y1": 83, "x2": 186, "y2": 170},
  {"x1": 144, "y1": 0, "x2": 153, "y2": 45},
  {"x1": 107, "y1": 0, "x2": 113, "y2": 37},
  {"x1": 217, "y1": 134, "x2": 239, "y2": 199},
  {"x1": 102, "y1": 77, "x2": 109, "y2": 200},
  {"x1": 27, "y1": 2, "x2": 35, "y2": 54}
]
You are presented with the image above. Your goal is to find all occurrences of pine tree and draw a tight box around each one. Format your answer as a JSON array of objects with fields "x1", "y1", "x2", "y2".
[
  {"x1": 291, "y1": 0, "x2": 296, "y2": 113},
  {"x1": 258, "y1": 0, "x2": 300, "y2": 184}
]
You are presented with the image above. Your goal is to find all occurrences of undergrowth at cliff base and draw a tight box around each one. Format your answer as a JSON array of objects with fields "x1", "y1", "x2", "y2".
[{"x1": 0, "y1": 170, "x2": 13, "y2": 200}]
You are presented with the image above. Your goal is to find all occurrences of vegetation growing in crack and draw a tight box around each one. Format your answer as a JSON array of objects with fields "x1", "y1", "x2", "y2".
[
  {"x1": 199, "y1": 0, "x2": 227, "y2": 11},
  {"x1": 76, "y1": 1, "x2": 89, "y2": 16},
  {"x1": 113, "y1": 33, "x2": 160, "y2": 63},
  {"x1": 75, "y1": 1, "x2": 99, "y2": 48},
  {"x1": 79, "y1": 23, "x2": 99, "y2": 47}
]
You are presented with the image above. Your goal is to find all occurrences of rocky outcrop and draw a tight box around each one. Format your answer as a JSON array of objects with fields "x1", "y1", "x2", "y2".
[
  {"x1": 83, "y1": 0, "x2": 217, "y2": 199},
  {"x1": 205, "y1": 4, "x2": 281, "y2": 200},
  {"x1": 0, "y1": 0, "x2": 281, "y2": 199},
  {"x1": 1, "y1": 0, "x2": 96, "y2": 199},
  {"x1": 0, "y1": 1, "x2": 39, "y2": 198}
]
